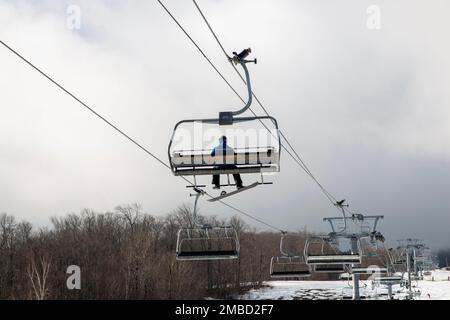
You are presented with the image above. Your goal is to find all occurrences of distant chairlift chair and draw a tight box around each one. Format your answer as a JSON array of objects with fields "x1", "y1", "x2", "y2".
[
  {"x1": 390, "y1": 250, "x2": 408, "y2": 274},
  {"x1": 304, "y1": 236, "x2": 363, "y2": 266},
  {"x1": 176, "y1": 188, "x2": 240, "y2": 261},
  {"x1": 270, "y1": 232, "x2": 311, "y2": 278},
  {"x1": 351, "y1": 267, "x2": 388, "y2": 275}
]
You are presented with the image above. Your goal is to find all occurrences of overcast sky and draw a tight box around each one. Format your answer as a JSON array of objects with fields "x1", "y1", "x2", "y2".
[{"x1": 1, "y1": 0, "x2": 449, "y2": 248}]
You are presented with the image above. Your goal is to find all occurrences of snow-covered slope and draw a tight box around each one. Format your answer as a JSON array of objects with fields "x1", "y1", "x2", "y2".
[
  {"x1": 241, "y1": 270, "x2": 450, "y2": 300},
  {"x1": 419, "y1": 270, "x2": 450, "y2": 300}
]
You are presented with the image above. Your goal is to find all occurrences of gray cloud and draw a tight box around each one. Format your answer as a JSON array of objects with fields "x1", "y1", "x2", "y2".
[{"x1": 1, "y1": 0, "x2": 449, "y2": 248}]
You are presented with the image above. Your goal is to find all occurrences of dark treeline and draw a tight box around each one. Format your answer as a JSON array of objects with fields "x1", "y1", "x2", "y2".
[
  {"x1": 0, "y1": 203, "x2": 338, "y2": 300},
  {"x1": 437, "y1": 249, "x2": 450, "y2": 268}
]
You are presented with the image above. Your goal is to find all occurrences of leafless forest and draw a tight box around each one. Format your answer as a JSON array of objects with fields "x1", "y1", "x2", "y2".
[
  {"x1": 0, "y1": 204, "x2": 302, "y2": 299},
  {"x1": 1, "y1": 204, "x2": 386, "y2": 300}
]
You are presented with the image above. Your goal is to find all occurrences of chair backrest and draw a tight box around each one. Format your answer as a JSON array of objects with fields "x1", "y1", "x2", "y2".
[{"x1": 171, "y1": 148, "x2": 278, "y2": 168}]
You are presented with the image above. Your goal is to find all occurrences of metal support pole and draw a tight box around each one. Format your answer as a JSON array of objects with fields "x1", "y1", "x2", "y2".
[
  {"x1": 351, "y1": 237, "x2": 360, "y2": 300},
  {"x1": 413, "y1": 249, "x2": 417, "y2": 275},
  {"x1": 406, "y1": 249, "x2": 412, "y2": 298},
  {"x1": 387, "y1": 284, "x2": 393, "y2": 300}
]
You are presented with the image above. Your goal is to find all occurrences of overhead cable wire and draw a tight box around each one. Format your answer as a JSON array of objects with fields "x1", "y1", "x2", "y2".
[
  {"x1": 192, "y1": 0, "x2": 339, "y2": 205},
  {"x1": 160, "y1": 0, "x2": 340, "y2": 206}
]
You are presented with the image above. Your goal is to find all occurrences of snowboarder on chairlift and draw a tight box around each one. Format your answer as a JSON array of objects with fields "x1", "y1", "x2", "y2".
[{"x1": 211, "y1": 135, "x2": 243, "y2": 190}]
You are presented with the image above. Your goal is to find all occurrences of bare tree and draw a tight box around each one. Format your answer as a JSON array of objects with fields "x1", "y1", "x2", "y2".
[
  {"x1": 27, "y1": 253, "x2": 52, "y2": 300},
  {"x1": 0, "y1": 206, "x2": 309, "y2": 299}
]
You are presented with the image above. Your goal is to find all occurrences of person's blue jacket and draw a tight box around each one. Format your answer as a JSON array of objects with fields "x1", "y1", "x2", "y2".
[{"x1": 211, "y1": 142, "x2": 235, "y2": 157}]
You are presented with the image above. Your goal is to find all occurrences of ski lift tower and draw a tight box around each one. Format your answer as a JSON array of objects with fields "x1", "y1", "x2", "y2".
[
  {"x1": 413, "y1": 244, "x2": 430, "y2": 278},
  {"x1": 322, "y1": 212, "x2": 384, "y2": 300},
  {"x1": 397, "y1": 239, "x2": 425, "y2": 299}
]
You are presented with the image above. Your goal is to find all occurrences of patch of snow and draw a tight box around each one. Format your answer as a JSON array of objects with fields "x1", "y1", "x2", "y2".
[{"x1": 240, "y1": 270, "x2": 450, "y2": 300}]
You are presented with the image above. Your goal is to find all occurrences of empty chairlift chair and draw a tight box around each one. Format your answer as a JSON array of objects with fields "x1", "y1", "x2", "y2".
[
  {"x1": 175, "y1": 188, "x2": 240, "y2": 261},
  {"x1": 350, "y1": 242, "x2": 389, "y2": 275},
  {"x1": 390, "y1": 250, "x2": 408, "y2": 273},
  {"x1": 304, "y1": 236, "x2": 363, "y2": 266},
  {"x1": 374, "y1": 275, "x2": 404, "y2": 285},
  {"x1": 270, "y1": 256, "x2": 311, "y2": 278},
  {"x1": 392, "y1": 261, "x2": 407, "y2": 273},
  {"x1": 176, "y1": 225, "x2": 240, "y2": 261},
  {"x1": 270, "y1": 232, "x2": 311, "y2": 278}
]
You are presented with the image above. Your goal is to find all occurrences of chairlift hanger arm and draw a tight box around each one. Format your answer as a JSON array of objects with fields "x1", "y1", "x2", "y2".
[
  {"x1": 230, "y1": 48, "x2": 257, "y2": 117},
  {"x1": 191, "y1": 188, "x2": 205, "y2": 227},
  {"x1": 328, "y1": 200, "x2": 348, "y2": 234},
  {"x1": 279, "y1": 231, "x2": 291, "y2": 257},
  {"x1": 232, "y1": 62, "x2": 252, "y2": 117},
  {"x1": 219, "y1": 48, "x2": 257, "y2": 125}
]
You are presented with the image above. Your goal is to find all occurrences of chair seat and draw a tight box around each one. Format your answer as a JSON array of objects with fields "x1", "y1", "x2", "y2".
[
  {"x1": 314, "y1": 265, "x2": 346, "y2": 273},
  {"x1": 271, "y1": 271, "x2": 311, "y2": 277},
  {"x1": 176, "y1": 250, "x2": 239, "y2": 261},
  {"x1": 307, "y1": 254, "x2": 361, "y2": 264},
  {"x1": 173, "y1": 165, "x2": 277, "y2": 176}
]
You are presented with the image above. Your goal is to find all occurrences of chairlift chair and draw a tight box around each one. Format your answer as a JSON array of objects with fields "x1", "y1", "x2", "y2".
[
  {"x1": 168, "y1": 49, "x2": 281, "y2": 190},
  {"x1": 351, "y1": 267, "x2": 388, "y2": 275},
  {"x1": 304, "y1": 236, "x2": 363, "y2": 265},
  {"x1": 175, "y1": 188, "x2": 240, "y2": 261},
  {"x1": 176, "y1": 225, "x2": 240, "y2": 261},
  {"x1": 270, "y1": 256, "x2": 311, "y2": 278},
  {"x1": 390, "y1": 250, "x2": 407, "y2": 273},
  {"x1": 414, "y1": 256, "x2": 426, "y2": 263},
  {"x1": 269, "y1": 232, "x2": 311, "y2": 278},
  {"x1": 323, "y1": 214, "x2": 384, "y2": 239},
  {"x1": 313, "y1": 264, "x2": 347, "y2": 273},
  {"x1": 374, "y1": 276, "x2": 403, "y2": 285}
]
